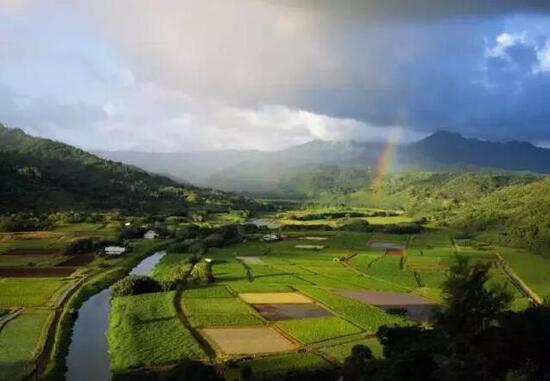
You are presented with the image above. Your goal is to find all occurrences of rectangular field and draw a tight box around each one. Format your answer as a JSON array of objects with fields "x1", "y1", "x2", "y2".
[
  {"x1": 0, "y1": 312, "x2": 51, "y2": 381},
  {"x1": 202, "y1": 327, "x2": 297, "y2": 355},
  {"x1": 108, "y1": 291, "x2": 206, "y2": 371},
  {"x1": 239, "y1": 292, "x2": 313, "y2": 304},
  {"x1": 0, "y1": 278, "x2": 67, "y2": 307},
  {"x1": 252, "y1": 303, "x2": 332, "y2": 321},
  {"x1": 276, "y1": 316, "x2": 362, "y2": 344},
  {"x1": 0, "y1": 267, "x2": 76, "y2": 277}
]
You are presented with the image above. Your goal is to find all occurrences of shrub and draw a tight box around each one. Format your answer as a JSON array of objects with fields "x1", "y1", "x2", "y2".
[
  {"x1": 111, "y1": 275, "x2": 161, "y2": 298},
  {"x1": 63, "y1": 238, "x2": 94, "y2": 255}
]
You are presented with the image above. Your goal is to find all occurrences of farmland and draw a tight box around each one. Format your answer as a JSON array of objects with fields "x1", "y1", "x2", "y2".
[
  {"x1": 101, "y1": 217, "x2": 550, "y2": 379},
  {"x1": 1, "y1": 209, "x2": 550, "y2": 380},
  {"x1": 0, "y1": 219, "x2": 170, "y2": 381}
]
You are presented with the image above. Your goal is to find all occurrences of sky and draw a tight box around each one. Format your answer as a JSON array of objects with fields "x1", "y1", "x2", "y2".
[{"x1": 1, "y1": 0, "x2": 550, "y2": 152}]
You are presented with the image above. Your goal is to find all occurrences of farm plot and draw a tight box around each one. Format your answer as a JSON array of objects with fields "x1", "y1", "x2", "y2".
[
  {"x1": 320, "y1": 337, "x2": 383, "y2": 362},
  {"x1": 0, "y1": 267, "x2": 76, "y2": 278},
  {"x1": 350, "y1": 255, "x2": 417, "y2": 289},
  {"x1": 4, "y1": 248, "x2": 60, "y2": 256},
  {"x1": 0, "y1": 278, "x2": 67, "y2": 307},
  {"x1": 236, "y1": 256, "x2": 263, "y2": 264},
  {"x1": 252, "y1": 303, "x2": 332, "y2": 321},
  {"x1": 225, "y1": 352, "x2": 330, "y2": 379},
  {"x1": 0, "y1": 312, "x2": 51, "y2": 381},
  {"x1": 108, "y1": 291, "x2": 205, "y2": 371},
  {"x1": 276, "y1": 316, "x2": 361, "y2": 344},
  {"x1": 296, "y1": 286, "x2": 409, "y2": 332},
  {"x1": 202, "y1": 327, "x2": 297, "y2": 355},
  {"x1": 182, "y1": 296, "x2": 263, "y2": 328},
  {"x1": 239, "y1": 292, "x2": 312, "y2": 304},
  {"x1": 300, "y1": 236, "x2": 329, "y2": 241},
  {"x1": 295, "y1": 245, "x2": 325, "y2": 250},
  {"x1": 368, "y1": 241, "x2": 405, "y2": 250},
  {"x1": 0, "y1": 255, "x2": 59, "y2": 267},
  {"x1": 336, "y1": 290, "x2": 436, "y2": 322}
]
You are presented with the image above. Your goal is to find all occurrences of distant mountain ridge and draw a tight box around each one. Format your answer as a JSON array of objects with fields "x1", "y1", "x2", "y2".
[
  {"x1": 404, "y1": 130, "x2": 550, "y2": 173},
  {"x1": 95, "y1": 130, "x2": 550, "y2": 193}
]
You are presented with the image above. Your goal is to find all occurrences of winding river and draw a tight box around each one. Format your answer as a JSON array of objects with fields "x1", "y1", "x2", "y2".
[{"x1": 64, "y1": 252, "x2": 166, "y2": 381}]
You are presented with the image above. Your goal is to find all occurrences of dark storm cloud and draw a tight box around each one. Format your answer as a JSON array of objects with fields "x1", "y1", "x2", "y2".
[{"x1": 272, "y1": 0, "x2": 550, "y2": 22}]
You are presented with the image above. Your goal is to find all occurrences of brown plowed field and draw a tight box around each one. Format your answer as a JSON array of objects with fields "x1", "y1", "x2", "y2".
[
  {"x1": 252, "y1": 303, "x2": 332, "y2": 321},
  {"x1": 56, "y1": 254, "x2": 94, "y2": 266},
  {"x1": 202, "y1": 327, "x2": 297, "y2": 355},
  {"x1": 0, "y1": 267, "x2": 76, "y2": 277},
  {"x1": 5, "y1": 248, "x2": 60, "y2": 256}
]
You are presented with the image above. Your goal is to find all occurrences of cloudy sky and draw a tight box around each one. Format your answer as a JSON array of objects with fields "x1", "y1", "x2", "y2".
[{"x1": 1, "y1": 0, "x2": 550, "y2": 152}]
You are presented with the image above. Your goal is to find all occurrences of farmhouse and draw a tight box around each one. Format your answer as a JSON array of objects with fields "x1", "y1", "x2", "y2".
[
  {"x1": 104, "y1": 246, "x2": 126, "y2": 256},
  {"x1": 144, "y1": 230, "x2": 159, "y2": 239}
]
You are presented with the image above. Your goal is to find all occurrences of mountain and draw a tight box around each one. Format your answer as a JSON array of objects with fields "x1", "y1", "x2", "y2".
[
  {"x1": 447, "y1": 176, "x2": 550, "y2": 253},
  {"x1": 0, "y1": 124, "x2": 255, "y2": 213},
  {"x1": 95, "y1": 131, "x2": 550, "y2": 196},
  {"x1": 93, "y1": 140, "x2": 383, "y2": 186},
  {"x1": 404, "y1": 130, "x2": 550, "y2": 172}
]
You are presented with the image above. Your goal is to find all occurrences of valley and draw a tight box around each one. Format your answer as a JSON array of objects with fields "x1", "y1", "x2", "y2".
[{"x1": 1, "y1": 206, "x2": 549, "y2": 380}]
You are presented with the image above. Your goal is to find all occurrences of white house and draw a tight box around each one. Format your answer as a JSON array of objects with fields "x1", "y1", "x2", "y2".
[
  {"x1": 105, "y1": 246, "x2": 126, "y2": 256},
  {"x1": 144, "y1": 230, "x2": 159, "y2": 240}
]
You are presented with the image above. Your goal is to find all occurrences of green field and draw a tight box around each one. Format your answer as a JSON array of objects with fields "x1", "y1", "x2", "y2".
[
  {"x1": 225, "y1": 353, "x2": 330, "y2": 380},
  {"x1": 0, "y1": 312, "x2": 51, "y2": 380},
  {"x1": 107, "y1": 291, "x2": 206, "y2": 371},
  {"x1": 2, "y1": 218, "x2": 545, "y2": 379},
  {"x1": 276, "y1": 316, "x2": 362, "y2": 344},
  {"x1": 0, "y1": 278, "x2": 68, "y2": 307}
]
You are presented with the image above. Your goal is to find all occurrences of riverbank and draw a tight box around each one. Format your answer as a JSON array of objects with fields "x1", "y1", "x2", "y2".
[{"x1": 36, "y1": 240, "x2": 171, "y2": 381}]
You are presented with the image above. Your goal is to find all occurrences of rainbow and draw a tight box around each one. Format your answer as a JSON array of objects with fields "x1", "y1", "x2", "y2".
[{"x1": 370, "y1": 130, "x2": 400, "y2": 194}]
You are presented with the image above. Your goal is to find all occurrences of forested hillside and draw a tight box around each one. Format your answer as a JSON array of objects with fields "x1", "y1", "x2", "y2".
[
  {"x1": 446, "y1": 177, "x2": 550, "y2": 252},
  {"x1": 0, "y1": 125, "x2": 255, "y2": 213}
]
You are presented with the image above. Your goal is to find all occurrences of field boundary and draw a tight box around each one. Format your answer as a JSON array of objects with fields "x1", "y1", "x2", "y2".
[
  {"x1": 494, "y1": 253, "x2": 543, "y2": 305},
  {"x1": 174, "y1": 287, "x2": 217, "y2": 361},
  {"x1": 0, "y1": 307, "x2": 22, "y2": 332}
]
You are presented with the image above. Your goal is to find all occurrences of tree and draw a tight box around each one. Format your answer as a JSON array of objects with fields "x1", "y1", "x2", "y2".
[{"x1": 343, "y1": 344, "x2": 374, "y2": 381}]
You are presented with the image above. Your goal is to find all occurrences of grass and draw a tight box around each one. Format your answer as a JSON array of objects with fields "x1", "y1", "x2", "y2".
[
  {"x1": 183, "y1": 286, "x2": 234, "y2": 299},
  {"x1": 0, "y1": 312, "x2": 51, "y2": 380},
  {"x1": 499, "y1": 247, "x2": 550, "y2": 298},
  {"x1": 0, "y1": 278, "x2": 67, "y2": 307},
  {"x1": 0, "y1": 255, "x2": 60, "y2": 267},
  {"x1": 108, "y1": 291, "x2": 205, "y2": 371},
  {"x1": 188, "y1": 313, "x2": 264, "y2": 327},
  {"x1": 182, "y1": 298, "x2": 254, "y2": 315},
  {"x1": 182, "y1": 296, "x2": 263, "y2": 327},
  {"x1": 225, "y1": 353, "x2": 330, "y2": 380},
  {"x1": 320, "y1": 337, "x2": 383, "y2": 362},
  {"x1": 276, "y1": 316, "x2": 362, "y2": 344},
  {"x1": 296, "y1": 286, "x2": 409, "y2": 332}
]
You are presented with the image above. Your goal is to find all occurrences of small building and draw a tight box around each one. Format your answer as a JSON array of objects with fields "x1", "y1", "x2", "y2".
[
  {"x1": 144, "y1": 230, "x2": 159, "y2": 240},
  {"x1": 105, "y1": 246, "x2": 126, "y2": 256},
  {"x1": 263, "y1": 233, "x2": 281, "y2": 242}
]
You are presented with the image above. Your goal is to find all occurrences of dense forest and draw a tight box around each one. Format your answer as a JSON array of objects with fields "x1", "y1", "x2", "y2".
[{"x1": 0, "y1": 124, "x2": 257, "y2": 214}]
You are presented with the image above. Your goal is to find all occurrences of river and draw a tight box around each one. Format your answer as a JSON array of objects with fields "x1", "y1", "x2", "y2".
[{"x1": 64, "y1": 251, "x2": 166, "y2": 381}]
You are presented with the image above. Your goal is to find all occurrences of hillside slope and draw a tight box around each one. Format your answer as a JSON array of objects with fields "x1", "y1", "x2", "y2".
[
  {"x1": 0, "y1": 125, "x2": 254, "y2": 213},
  {"x1": 446, "y1": 177, "x2": 550, "y2": 252}
]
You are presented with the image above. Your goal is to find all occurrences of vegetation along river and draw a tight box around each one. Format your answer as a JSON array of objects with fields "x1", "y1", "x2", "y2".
[{"x1": 64, "y1": 252, "x2": 166, "y2": 381}]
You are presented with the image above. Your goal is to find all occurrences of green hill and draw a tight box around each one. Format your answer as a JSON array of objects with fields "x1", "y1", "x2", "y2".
[
  {"x1": 0, "y1": 124, "x2": 255, "y2": 213},
  {"x1": 446, "y1": 177, "x2": 550, "y2": 252}
]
